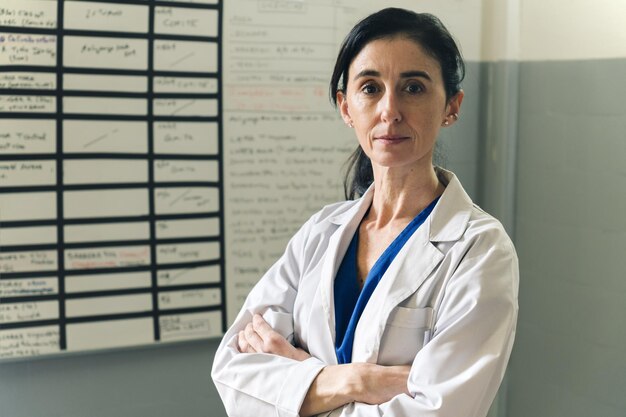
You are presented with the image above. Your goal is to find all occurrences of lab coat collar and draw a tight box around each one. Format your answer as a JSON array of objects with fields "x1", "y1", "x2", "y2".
[
  {"x1": 428, "y1": 167, "x2": 474, "y2": 242},
  {"x1": 322, "y1": 168, "x2": 475, "y2": 363},
  {"x1": 328, "y1": 184, "x2": 375, "y2": 226},
  {"x1": 327, "y1": 167, "x2": 474, "y2": 243}
]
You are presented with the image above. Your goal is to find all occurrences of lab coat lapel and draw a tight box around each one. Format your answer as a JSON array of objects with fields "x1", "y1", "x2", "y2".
[
  {"x1": 350, "y1": 169, "x2": 475, "y2": 363},
  {"x1": 309, "y1": 188, "x2": 373, "y2": 365},
  {"x1": 351, "y1": 219, "x2": 443, "y2": 363}
]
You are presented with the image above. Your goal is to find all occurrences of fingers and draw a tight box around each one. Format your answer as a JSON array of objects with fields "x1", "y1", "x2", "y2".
[
  {"x1": 252, "y1": 314, "x2": 290, "y2": 355},
  {"x1": 237, "y1": 313, "x2": 310, "y2": 361},
  {"x1": 252, "y1": 314, "x2": 294, "y2": 356},
  {"x1": 244, "y1": 321, "x2": 265, "y2": 352},
  {"x1": 236, "y1": 314, "x2": 272, "y2": 354},
  {"x1": 251, "y1": 313, "x2": 274, "y2": 338},
  {"x1": 237, "y1": 330, "x2": 251, "y2": 353},
  {"x1": 237, "y1": 325, "x2": 263, "y2": 353}
]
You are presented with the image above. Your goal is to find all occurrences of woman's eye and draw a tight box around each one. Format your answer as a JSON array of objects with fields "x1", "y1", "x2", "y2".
[
  {"x1": 405, "y1": 83, "x2": 424, "y2": 94},
  {"x1": 361, "y1": 83, "x2": 379, "y2": 94}
]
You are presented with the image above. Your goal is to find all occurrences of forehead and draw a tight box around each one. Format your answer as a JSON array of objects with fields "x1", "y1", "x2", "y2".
[{"x1": 349, "y1": 36, "x2": 442, "y2": 79}]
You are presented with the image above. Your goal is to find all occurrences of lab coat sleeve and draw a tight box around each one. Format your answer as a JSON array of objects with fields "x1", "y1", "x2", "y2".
[
  {"x1": 211, "y1": 213, "x2": 327, "y2": 417},
  {"x1": 325, "y1": 228, "x2": 519, "y2": 417}
]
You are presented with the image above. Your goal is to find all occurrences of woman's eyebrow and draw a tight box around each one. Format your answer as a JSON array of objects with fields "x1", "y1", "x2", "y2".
[
  {"x1": 352, "y1": 69, "x2": 380, "y2": 81},
  {"x1": 400, "y1": 70, "x2": 432, "y2": 81},
  {"x1": 352, "y1": 69, "x2": 432, "y2": 81}
]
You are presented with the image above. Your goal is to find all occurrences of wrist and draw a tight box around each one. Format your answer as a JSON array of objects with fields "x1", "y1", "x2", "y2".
[
  {"x1": 300, "y1": 365, "x2": 355, "y2": 416},
  {"x1": 344, "y1": 362, "x2": 371, "y2": 403}
]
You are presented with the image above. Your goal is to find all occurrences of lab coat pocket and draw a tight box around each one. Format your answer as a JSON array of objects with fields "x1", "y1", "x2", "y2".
[{"x1": 377, "y1": 306, "x2": 433, "y2": 366}]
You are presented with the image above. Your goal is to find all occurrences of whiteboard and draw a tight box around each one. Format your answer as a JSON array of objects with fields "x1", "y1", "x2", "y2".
[
  {"x1": 0, "y1": 0, "x2": 226, "y2": 360},
  {"x1": 1, "y1": 0, "x2": 482, "y2": 360}
]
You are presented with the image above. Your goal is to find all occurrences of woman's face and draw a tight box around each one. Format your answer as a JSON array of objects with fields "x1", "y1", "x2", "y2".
[{"x1": 337, "y1": 36, "x2": 463, "y2": 173}]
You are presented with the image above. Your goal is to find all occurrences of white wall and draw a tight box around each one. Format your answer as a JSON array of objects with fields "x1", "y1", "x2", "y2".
[
  {"x1": 519, "y1": 0, "x2": 626, "y2": 61},
  {"x1": 480, "y1": 0, "x2": 626, "y2": 62}
]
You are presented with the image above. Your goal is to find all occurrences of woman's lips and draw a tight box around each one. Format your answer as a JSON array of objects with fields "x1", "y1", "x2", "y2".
[{"x1": 375, "y1": 135, "x2": 410, "y2": 144}]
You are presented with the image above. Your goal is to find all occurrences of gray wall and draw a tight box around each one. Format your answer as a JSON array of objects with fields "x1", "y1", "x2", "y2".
[
  {"x1": 439, "y1": 61, "x2": 483, "y2": 199},
  {"x1": 507, "y1": 59, "x2": 626, "y2": 417},
  {"x1": 0, "y1": 341, "x2": 227, "y2": 417}
]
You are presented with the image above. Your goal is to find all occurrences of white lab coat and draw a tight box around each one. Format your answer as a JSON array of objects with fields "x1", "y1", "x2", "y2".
[{"x1": 212, "y1": 168, "x2": 519, "y2": 417}]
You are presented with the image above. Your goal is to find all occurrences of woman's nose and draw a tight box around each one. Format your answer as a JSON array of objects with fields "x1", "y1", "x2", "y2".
[{"x1": 380, "y1": 92, "x2": 402, "y2": 123}]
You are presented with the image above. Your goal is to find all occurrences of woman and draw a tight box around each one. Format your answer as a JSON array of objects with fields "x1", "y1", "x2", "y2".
[{"x1": 212, "y1": 8, "x2": 518, "y2": 417}]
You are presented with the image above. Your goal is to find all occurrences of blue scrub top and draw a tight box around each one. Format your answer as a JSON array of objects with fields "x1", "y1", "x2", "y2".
[{"x1": 334, "y1": 197, "x2": 439, "y2": 364}]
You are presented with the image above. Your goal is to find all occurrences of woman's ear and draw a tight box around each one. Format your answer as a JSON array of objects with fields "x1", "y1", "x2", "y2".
[
  {"x1": 446, "y1": 89, "x2": 465, "y2": 118},
  {"x1": 337, "y1": 90, "x2": 352, "y2": 126}
]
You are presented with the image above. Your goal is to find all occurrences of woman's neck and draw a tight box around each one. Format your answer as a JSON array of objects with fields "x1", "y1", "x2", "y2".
[{"x1": 367, "y1": 164, "x2": 443, "y2": 229}]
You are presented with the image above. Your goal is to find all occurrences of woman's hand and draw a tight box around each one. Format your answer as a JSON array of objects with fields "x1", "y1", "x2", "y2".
[
  {"x1": 237, "y1": 313, "x2": 310, "y2": 361},
  {"x1": 352, "y1": 363, "x2": 412, "y2": 404},
  {"x1": 300, "y1": 363, "x2": 411, "y2": 417}
]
